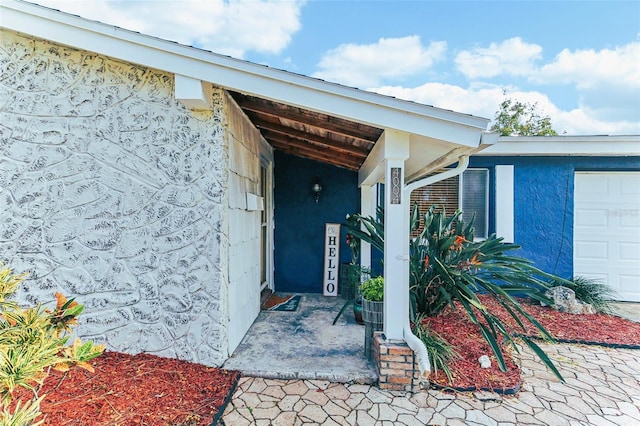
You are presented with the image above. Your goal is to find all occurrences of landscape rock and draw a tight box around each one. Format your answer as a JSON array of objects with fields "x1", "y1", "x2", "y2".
[
  {"x1": 478, "y1": 355, "x2": 491, "y2": 369},
  {"x1": 544, "y1": 286, "x2": 595, "y2": 315}
]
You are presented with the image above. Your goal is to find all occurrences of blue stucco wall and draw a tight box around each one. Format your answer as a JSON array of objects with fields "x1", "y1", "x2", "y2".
[
  {"x1": 469, "y1": 156, "x2": 640, "y2": 278},
  {"x1": 274, "y1": 152, "x2": 360, "y2": 293},
  {"x1": 273, "y1": 153, "x2": 639, "y2": 292}
]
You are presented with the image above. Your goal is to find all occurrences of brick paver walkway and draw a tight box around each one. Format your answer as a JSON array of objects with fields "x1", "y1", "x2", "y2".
[{"x1": 221, "y1": 342, "x2": 640, "y2": 425}]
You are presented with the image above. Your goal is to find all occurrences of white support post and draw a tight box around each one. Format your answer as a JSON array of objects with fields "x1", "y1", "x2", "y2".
[
  {"x1": 383, "y1": 159, "x2": 407, "y2": 340},
  {"x1": 360, "y1": 184, "x2": 376, "y2": 272},
  {"x1": 381, "y1": 130, "x2": 410, "y2": 341}
]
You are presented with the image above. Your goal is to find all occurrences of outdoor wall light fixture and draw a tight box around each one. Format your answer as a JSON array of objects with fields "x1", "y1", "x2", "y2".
[{"x1": 312, "y1": 176, "x2": 323, "y2": 203}]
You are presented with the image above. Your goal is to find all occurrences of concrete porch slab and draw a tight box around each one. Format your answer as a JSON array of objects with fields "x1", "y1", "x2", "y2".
[{"x1": 222, "y1": 293, "x2": 377, "y2": 384}]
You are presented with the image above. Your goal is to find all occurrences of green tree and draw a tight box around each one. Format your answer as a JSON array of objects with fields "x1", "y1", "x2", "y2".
[{"x1": 491, "y1": 97, "x2": 558, "y2": 136}]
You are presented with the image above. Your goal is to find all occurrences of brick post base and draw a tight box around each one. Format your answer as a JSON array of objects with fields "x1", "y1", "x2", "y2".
[{"x1": 373, "y1": 331, "x2": 422, "y2": 392}]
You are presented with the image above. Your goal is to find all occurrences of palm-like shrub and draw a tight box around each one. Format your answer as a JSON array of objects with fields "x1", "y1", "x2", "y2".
[{"x1": 345, "y1": 204, "x2": 564, "y2": 380}]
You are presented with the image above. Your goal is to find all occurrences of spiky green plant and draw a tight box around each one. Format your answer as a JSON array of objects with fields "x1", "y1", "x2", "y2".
[
  {"x1": 549, "y1": 275, "x2": 617, "y2": 314},
  {"x1": 344, "y1": 204, "x2": 566, "y2": 381},
  {"x1": 0, "y1": 263, "x2": 105, "y2": 425},
  {"x1": 411, "y1": 314, "x2": 458, "y2": 383}
]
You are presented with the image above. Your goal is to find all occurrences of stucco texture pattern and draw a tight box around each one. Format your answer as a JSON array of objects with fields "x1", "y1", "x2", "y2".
[{"x1": 0, "y1": 31, "x2": 230, "y2": 366}]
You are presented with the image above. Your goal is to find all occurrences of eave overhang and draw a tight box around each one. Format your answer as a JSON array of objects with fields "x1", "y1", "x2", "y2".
[{"x1": 1, "y1": 0, "x2": 492, "y2": 174}]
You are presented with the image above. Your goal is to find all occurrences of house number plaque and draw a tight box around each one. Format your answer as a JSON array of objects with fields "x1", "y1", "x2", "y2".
[
  {"x1": 323, "y1": 223, "x2": 340, "y2": 296},
  {"x1": 391, "y1": 167, "x2": 401, "y2": 204}
]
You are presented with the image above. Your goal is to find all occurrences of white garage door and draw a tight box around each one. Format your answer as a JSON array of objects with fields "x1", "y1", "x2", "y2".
[{"x1": 574, "y1": 172, "x2": 640, "y2": 302}]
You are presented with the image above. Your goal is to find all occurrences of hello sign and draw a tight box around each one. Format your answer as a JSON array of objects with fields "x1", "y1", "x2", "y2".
[{"x1": 323, "y1": 223, "x2": 340, "y2": 296}]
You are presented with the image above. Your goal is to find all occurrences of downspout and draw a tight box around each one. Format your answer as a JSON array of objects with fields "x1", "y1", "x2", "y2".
[{"x1": 401, "y1": 155, "x2": 471, "y2": 378}]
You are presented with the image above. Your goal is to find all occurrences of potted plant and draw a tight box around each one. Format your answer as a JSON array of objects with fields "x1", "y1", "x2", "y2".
[{"x1": 360, "y1": 276, "x2": 384, "y2": 359}]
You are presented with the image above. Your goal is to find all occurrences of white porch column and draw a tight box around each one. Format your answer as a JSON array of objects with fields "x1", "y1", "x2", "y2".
[
  {"x1": 382, "y1": 131, "x2": 410, "y2": 340},
  {"x1": 360, "y1": 184, "x2": 376, "y2": 272}
]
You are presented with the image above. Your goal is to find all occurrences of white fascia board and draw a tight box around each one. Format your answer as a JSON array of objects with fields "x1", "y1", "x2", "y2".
[
  {"x1": 478, "y1": 135, "x2": 640, "y2": 156},
  {"x1": 1, "y1": 0, "x2": 489, "y2": 143}
]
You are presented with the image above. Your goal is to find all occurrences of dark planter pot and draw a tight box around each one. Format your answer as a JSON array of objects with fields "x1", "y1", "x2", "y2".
[
  {"x1": 362, "y1": 299, "x2": 384, "y2": 360},
  {"x1": 353, "y1": 298, "x2": 364, "y2": 325}
]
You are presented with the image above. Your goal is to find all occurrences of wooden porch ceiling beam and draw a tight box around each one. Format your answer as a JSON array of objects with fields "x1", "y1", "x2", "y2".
[
  {"x1": 256, "y1": 122, "x2": 370, "y2": 158},
  {"x1": 233, "y1": 94, "x2": 381, "y2": 144},
  {"x1": 272, "y1": 143, "x2": 361, "y2": 170},
  {"x1": 266, "y1": 132, "x2": 366, "y2": 164},
  {"x1": 268, "y1": 136, "x2": 363, "y2": 170}
]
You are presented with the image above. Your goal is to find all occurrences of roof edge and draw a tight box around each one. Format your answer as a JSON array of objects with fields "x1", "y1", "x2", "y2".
[
  {"x1": 477, "y1": 135, "x2": 640, "y2": 156},
  {"x1": 1, "y1": 0, "x2": 489, "y2": 135}
]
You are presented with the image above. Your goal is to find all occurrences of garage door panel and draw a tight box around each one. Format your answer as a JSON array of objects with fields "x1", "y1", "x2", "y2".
[
  {"x1": 619, "y1": 242, "x2": 640, "y2": 261},
  {"x1": 574, "y1": 172, "x2": 640, "y2": 302},
  {"x1": 620, "y1": 275, "x2": 640, "y2": 292},
  {"x1": 619, "y1": 179, "x2": 640, "y2": 196},
  {"x1": 575, "y1": 174, "x2": 608, "y2": 199},
  {"x1": 575, "y1": 209, "x2": 608, "y2": 227},
  {"x1": 575, "y1": 241, "x2": 608, "y2": 260},
  {"x1": 620, "y1": 212, "x2": 640, "y2": 228}
]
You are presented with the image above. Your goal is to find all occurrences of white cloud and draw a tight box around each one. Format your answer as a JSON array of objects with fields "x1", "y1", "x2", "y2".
[
  {"x1": 535, "y1": 42, "x2": 640, "y2": 127},
  {"x1": 370, "y1": 83, "x2": 640, "y2": 135},
  {"x1": 34, "y1": 0, "x2": 305, "y2": 58},
  {"x1": 312, "y1": 36, "x2": 447, "y2": 87},
  {"x1": 454, "y1": 37, "x2": 542, "y2": 79},
  {"x1": 372, "y1": 82, "x2": 503, "y2": 120},
  {"x1": 535, "y1": 42, "x2": 640, "y2": 89},
  {"x1": 448, "y1": 38, "x2": 639, "y2": 134}
]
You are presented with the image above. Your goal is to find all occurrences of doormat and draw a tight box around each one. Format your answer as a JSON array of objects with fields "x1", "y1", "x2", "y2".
[{"x1": 261, "y1": 294, "x2": 301, "y2": 312}]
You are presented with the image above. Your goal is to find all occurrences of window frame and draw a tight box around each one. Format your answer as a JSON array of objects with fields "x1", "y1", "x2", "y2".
[
  {"x1": 459, "y1": 168, "x2": 490, "y2": 241},
  {"x1": 409, "y1": 168, "x2": 490, "y2": 240}
]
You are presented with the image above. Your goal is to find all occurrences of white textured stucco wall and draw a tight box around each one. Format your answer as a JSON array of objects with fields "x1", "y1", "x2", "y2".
[{"x1": 0, "y1": 30, "x2": 252, "y2": 366}]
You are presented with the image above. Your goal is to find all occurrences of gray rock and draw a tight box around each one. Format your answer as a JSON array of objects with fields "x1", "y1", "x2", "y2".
[{"x1": 544, "y1": 286, "x2": 595, "y2": 315}]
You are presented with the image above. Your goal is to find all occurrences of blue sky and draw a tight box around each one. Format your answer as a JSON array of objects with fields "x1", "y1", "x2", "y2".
[{"x1": 35, "y1": 0, "x2": 640, "y2": 134}]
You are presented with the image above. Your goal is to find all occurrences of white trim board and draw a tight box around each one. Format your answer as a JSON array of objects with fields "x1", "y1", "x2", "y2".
[{"x1": 494, "y1": 165, "x2": 514, "y2": 243}]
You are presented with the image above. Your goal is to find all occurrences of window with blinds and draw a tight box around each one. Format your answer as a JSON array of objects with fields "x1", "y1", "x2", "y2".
[
  {"x1": 410, "y1": 169, "x2": 489, "y2": 239},
  {"x1": 460, "y1": 169, "x2": 489, "y2": 239}
]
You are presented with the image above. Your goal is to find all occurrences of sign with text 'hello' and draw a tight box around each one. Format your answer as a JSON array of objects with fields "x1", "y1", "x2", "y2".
[{"x1": 323, "y1": 223, "x2": 340, "y2": 296}]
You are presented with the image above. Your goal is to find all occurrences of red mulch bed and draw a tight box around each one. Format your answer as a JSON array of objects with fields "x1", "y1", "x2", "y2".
[
  {"x1": 20, "y1": 352, "x2": 240, "y2": 426},
  {"x1": 14, "y1": 296, "x2": 640, "y2": 424},
  {"x1": 425, "y1": 308, "x2": 522, "y2": 393},
  {"x1": 424, "y1": 295, "x2": 640, "y2": 393}
]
